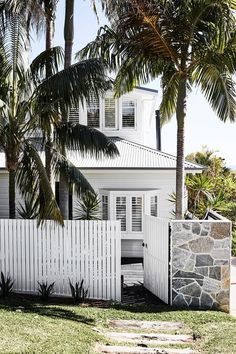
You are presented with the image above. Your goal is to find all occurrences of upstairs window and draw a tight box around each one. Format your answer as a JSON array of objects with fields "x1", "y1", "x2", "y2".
[
  {"x1": 69, "y1": 107, "x2": 79, "y2": 124},
  {"x1": 122, "y1": 100, "x2": 136, "y2": 128},
  {"x1": 87, "y1": 97, "x2": 100, "y2": 128},
  {"x1": 104, "y1": 97, "x2": 116, "y2": 129}
]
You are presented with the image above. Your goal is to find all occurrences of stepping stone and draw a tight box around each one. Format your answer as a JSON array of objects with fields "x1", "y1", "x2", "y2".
[
  {"x1": 96, "y1": 345, "x2": 196, "y2": 354},
  {"x1": 107, "y1": 320, "x2": 184, "y2": 331},
  {"x1": 105, "y1": 332, "x2": 193, "y2": 345}
]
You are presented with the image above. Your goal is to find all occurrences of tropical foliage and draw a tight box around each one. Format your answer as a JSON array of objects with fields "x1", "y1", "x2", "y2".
[
  {"x1": 74, "y1": 191, "x2": 101, "y2": 220},
  {"x1": 186, "y1": 147, "x2": 236, "y2": 254},
  {"x1": 79, "y1": 0, "x2": 236, "y2": 219},
  {"x1": 0, "y1": 4, "x2": 118, "y2": 222}
]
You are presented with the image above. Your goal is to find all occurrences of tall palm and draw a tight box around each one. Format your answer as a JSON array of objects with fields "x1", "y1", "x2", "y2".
[
  {"x1": 0, "y1": 12, "x2": 118, "y2": 221},
  {"x1": 59, "y1": 0, "x2": 75, "y2": 219},
  {"x1": 80, "y1": 0, "x2": 236, "y2": 219}
]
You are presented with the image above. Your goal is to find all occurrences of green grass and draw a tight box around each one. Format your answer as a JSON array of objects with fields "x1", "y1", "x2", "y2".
[{"x1": 0, "y1": 296, "x2": 235, "y2": 353}]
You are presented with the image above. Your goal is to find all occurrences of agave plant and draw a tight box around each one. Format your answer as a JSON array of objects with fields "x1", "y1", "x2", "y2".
[
  {"x1": 69, "y1": 279, "x2": 88, "y2": 303},
  {"x1": 74, "y1": 191, "x2": 101, "y2": 220},
  {"x1": 0, "y1": 272, "x2": 14, "y2": 297},
  {"x1": 38, "y1": 281, "x2": 55, "y2": 301}
]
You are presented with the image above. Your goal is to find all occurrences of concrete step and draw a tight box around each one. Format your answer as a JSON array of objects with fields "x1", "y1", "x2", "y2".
[
  {"x1": 96, "y1": 345, "x2": 196, "y2": 354},
  {"x1": 105, "y1": 332, "x2": 193, "y2": 345},
  {"x1": 107, "y1": 320, "x2": 184, "y2": 331}
]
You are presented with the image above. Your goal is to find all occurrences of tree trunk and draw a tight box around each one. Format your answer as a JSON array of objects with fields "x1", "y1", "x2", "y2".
[
  {"x1": 9, "y1": 170, "x2": 16, "y2": 219},
  {"x1": 175, "y1": 76, "x2": 187, "y2": 219},
  {"x1": 44, "y1": 0, "x2": 55, "y2": 184},
  {"x1": 59, "y1": 0, "x2": 74, "y2": 220}
]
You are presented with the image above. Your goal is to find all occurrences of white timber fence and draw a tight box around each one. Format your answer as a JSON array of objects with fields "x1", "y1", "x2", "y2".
[
  {"x1": 143, "y1": 215, "x2": 170, "y2": 304},
  {"x1": 0, "y1": 219, "x2": 121, "y2": 301}
]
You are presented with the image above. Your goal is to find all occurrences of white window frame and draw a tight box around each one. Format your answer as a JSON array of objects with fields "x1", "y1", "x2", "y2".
[
  {"x1": 100, "y1": 189, "x2": 159, "y2": 240},
  {"x1": 120, "y1": 98, "x2": 137, "y2": 130},
  {"x1": 86, "y1": 97, "x2": 101, "y2": 129},
  {"x1": 102, "y1": 96, "x2": 118, "y2": 130}
]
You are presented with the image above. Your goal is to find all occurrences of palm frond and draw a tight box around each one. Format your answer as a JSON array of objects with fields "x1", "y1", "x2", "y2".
[
  {"x1": 35, "y1": 59, "x2": 111, "y2": 112},
  {"x1": 50, "y1": 149, "x2": 94, "y2": 196},
  {"x1": 17, "y1": 143, "x2": 63, "y2": 225},
  {"x1": 54, "y1": 123, "x2": 119, "y2": 157},
  {"x1": 30, "y1": 46, "x2": 64, "y2": 84},
  {"x1": 193, "y1": 63, "x2": 236, "y2": 122}
]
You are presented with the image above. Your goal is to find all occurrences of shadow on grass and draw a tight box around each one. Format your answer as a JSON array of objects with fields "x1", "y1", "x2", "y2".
[{"x1": 0, "y1": 296, "x2": 95, "y2": 325}]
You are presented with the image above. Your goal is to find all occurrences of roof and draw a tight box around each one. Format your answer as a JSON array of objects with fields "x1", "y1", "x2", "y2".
[
  {"x1": 69, "y1": 138, "x2": 204, "y2": 171},
  {"x1": 0, "y1": 138, "x2": 204, "y2": 171},
  {"x1": 134, "y1": 86, "x2": 159, "y2": 95}
]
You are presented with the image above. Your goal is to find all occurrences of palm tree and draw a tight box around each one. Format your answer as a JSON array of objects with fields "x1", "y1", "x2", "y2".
[
  {"x1": 59, "y1": 0, "x2": 75, "y2": 219},
  {"x1": 0, "y1": 11, "x2": 118, "y2": 222},
  {"x1": 79, "y1": 0, "x2": 236, "y2": 219}
]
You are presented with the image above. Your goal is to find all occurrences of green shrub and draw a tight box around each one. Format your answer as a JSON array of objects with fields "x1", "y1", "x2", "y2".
[
  {"x1": 69, "y1": 279, "x2": 88, "y2": 303},
  {"x1": 0, "y1": 272, "x2": 14, "y2": 297},
  {"x1": 38, "y1": 281, "x2": 55, "y2": 301},
  {"x1": 232, "y1": 230, "x2": 236, "y2": 256},
  {"x1": 74, "y1": 191, "x2": 101, "y2": 220}
]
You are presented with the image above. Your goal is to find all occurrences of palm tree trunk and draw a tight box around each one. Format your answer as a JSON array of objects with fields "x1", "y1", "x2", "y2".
[
  {"x1": 59, "y1": 0, "x2": 74, "y2": 219},
  {"x1": 44, "y1": 0, "x2": 54, "y2": 184},
  {"x1": 175, "y1": 75, "x2": 187, "y2": 219},
  {"x1": 9, "y1": 170, "x2": 16, "y2": 219}
]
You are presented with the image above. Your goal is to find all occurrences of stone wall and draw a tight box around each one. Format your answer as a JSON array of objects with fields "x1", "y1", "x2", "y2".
[{"x1": 171, "y1": 221, "x2": 231, "y2": 312}]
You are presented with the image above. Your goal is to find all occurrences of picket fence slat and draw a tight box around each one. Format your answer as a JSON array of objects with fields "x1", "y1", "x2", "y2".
[{"x1": 0, "y1": 219, "x2": 121, "y2": 301}]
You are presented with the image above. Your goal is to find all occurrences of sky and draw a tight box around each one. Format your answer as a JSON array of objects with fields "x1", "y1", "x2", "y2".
[{"x1": 31, "y1": 0, "x2": 236, "y2": 167}]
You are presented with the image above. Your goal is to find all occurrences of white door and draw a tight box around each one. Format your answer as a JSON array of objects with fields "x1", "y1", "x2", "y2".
[{"x1": 143, "y1": 215, "x2": 170, "y2": 304}]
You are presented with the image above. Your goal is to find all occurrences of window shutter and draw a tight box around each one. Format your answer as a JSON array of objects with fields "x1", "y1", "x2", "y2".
[
  {"x1": 104, "y1": 97, "x2": 116, "y2": 128},
  {"x1": 87, "y1": 97, "x2": 100, "y2": 128},
  {"x1": 116, "y1": 196, "x2": 127, "y2": 231},
  {"x1": 122, "y1": 100, "x2": 135, "y2": 128},
  {"x1": 102, "y1": 195, "x2": 108, "y2": 220},
  {"x1": 69, "y1": 107, "x2": 79, "y2": 124},
  {"x1": 150, "y1": 196, "x2": 158, "y2": 217},
  {"x1": 132, "y1": 197, "x2": 142, "y2": 232}
]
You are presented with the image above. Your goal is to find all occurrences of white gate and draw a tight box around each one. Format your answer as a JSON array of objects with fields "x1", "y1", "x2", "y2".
[{"x1": 143, "y1": 215, "x2": 170, "y2": 304}]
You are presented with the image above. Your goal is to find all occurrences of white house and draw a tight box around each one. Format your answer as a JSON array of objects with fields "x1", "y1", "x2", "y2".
[
  {"x1": 68, "y1": 86, "x2": 203, "y2": 258},
  {"x1": 0, "y1": 87, "x2": 203, "y2": 258}
]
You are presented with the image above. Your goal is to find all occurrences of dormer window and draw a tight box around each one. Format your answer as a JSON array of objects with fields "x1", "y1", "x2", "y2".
[
  {"x1": 104, "y1": 97, "x2": 116, "y2": 129},
  {"x1": 87, "y1": 97, "x2": 100, "y2": 128},
  {"x1": 122, "y1": 100, "x2": 136, "y2": 129}
]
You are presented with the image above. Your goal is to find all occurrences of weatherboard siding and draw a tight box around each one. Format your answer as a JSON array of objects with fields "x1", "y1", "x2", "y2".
[{"x1": 0, "y1": 173, "x2": 25, "y2": 218}]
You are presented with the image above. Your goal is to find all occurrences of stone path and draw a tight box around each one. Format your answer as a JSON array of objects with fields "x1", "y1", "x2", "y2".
[
  {"x1": 95, "y1": 320, "x2": 198, "y2": 354},
  {"x1": 230, "y1": 257, "x2": 236, "y2": 316}
]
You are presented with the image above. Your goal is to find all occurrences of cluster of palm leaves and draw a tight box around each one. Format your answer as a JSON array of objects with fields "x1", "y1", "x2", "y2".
[
  {"x1": 186, "y1": 148, "x2": 236, "y2": 219},
  {"x1": 79, "y1": 0, "x2": 236, "y2": 219},
  {"x1": 0, "y1": 1, "x2": 118, "y2": 223}
]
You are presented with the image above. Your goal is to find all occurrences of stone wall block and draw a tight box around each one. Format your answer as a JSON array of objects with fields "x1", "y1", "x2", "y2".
[
  {"x1": 172, "y1": 248, "x2": 191, "y2": 270},
  {"x1": 194, "y1": 266, "x2": 209, "y2": 277},
  {"x1": 210, "y1": 223, "x2": 231, "y2": 240},
  {"x1": 202, "y1": 277, "x2": 221, "y2": 293},
  {"x1": 179, "y1": 281, "x2": 202, "y2": 297},
  {"x1": 192, "y1": 222, "x2": 201, "y2": 235},
  {"x1": 211, "y1": 248, "x2": 230, "y2": 260},
  {"x1": 196, "y1": 254, "x2": 214, "y2": 267},
  {"x1": 209, "y1": 266, "x2": 221, "y2": 281},
  {"x1": 189, "y1": 237, "x2": 214, "y2": 253},
  {"x1": 221, "y1": 266, "x2": 230, "y2": 290}
]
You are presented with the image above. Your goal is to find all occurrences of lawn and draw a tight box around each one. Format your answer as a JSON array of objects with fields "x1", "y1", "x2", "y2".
[{"x1": 0, "y1": 295, "x2": 236, "y2": 353}]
